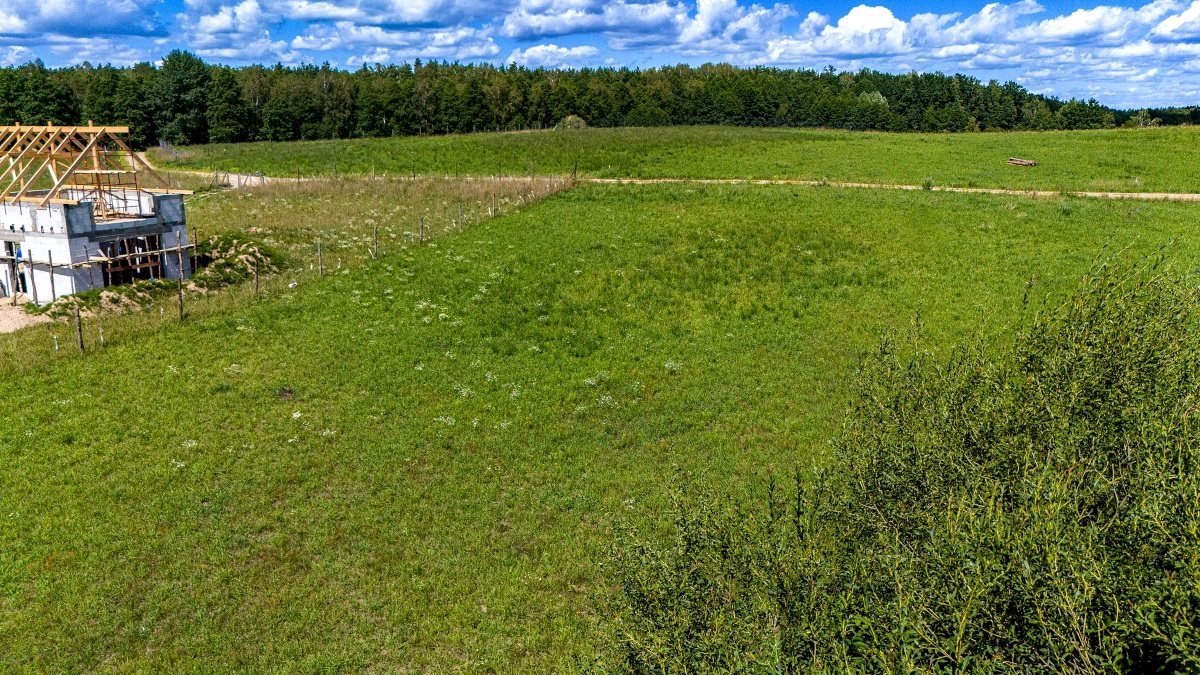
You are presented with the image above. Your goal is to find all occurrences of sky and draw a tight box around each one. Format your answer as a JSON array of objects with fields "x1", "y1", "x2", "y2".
[{"x1": 1, "y1": 0, "x2": 1198, "y2": 108}]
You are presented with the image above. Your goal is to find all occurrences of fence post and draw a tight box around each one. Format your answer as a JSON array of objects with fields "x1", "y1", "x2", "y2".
[
  {"x1": 9, "y1": 258, "x2": 16, "y2": 306},
  {"x1": 84, "y1": 245, "x2": 98, "y2": 289},
  {"x1": 317, "y1": 240, "x2": 324, "y2": 276},
  {"x1": 176, "y1": 243, "x2": 185, "y2": 321},
  {"x1": 74, "y1": 307, "x2": 84, "y2": 352},
  {"x1": 28, "y1": 257, "x2": 38, "y2": 306},
  {"x1": 47, "y1": 250, "x2": 56, "y2": 301}
]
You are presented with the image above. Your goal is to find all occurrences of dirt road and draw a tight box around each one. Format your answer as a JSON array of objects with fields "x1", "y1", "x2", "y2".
[{"x1": 588, "y1": 177, "x2": 1200, "y2": 203}]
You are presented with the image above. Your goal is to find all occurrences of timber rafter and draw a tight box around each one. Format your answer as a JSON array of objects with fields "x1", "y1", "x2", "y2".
[{"x1": 0, "y1": 123, "x2": 190, "y2": 219}]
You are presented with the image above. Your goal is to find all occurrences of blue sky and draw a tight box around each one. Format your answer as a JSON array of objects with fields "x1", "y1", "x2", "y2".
[{"x1": 2, "y1": 0, "x2": 1199, "y2": 107}]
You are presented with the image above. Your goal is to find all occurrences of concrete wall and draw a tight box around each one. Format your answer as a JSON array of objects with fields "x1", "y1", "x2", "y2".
[{"x1": 0, "y1": 191, "x2": 191, "y2": 304}]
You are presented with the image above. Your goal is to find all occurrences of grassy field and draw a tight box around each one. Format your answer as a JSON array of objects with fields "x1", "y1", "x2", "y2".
[
  {"x1": 3, "y1": 177, "x2": 1200, "y2": 670},
  {"x1": 154, "y1": 125, "x2": 1200, "y2": 194},
  {"x1": 0, "y1": 176, "x2": 566, "y2": 374}
]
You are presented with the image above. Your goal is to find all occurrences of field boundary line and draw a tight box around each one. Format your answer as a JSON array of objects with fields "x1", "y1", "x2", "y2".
[
  {"x1": 143, "y1": 147, "x2": 1200, "y2": 203},
  {"x1": 587, "y1": 177, "x2": 1200, "y2": 202}
]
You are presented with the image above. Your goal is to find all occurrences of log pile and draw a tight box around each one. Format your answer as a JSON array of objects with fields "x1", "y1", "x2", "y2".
[{"x1": 1007, "y1": 157, "x2": 1038, "y2": 167}]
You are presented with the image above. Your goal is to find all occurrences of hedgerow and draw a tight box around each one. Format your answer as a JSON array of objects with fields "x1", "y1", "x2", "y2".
[{"x1": 604, "y1": 261, "x2": 1200, "y2": 673}]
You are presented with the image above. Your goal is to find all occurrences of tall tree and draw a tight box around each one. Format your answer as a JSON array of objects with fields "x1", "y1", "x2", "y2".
[
  {"x1": 154, "y1": 50, "x2": 211, "y2": 145},
  {"x1": 206, "y1": 67, "x2": 249, "y2": 144}
]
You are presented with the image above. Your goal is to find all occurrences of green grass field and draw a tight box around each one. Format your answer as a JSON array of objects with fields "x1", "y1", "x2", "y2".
[
  {"x1": 4, "y1": 171, "x2": 1200, "y2": 669},
  {"x1": 155, "y1": 126, "x2": 1200, "y2": 194},
  {"x1": 0, "y1": 176, "x2": 566, "y2": 375}
]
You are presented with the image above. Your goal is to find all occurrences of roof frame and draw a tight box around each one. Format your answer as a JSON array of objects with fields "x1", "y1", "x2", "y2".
[{"x1": 0, "y1": 123, "x2": 189, "y2": 219}]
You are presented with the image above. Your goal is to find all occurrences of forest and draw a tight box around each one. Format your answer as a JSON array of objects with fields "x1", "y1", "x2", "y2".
[{"x1": 0, "y1": 50, "x2": 1189, "y2": 149}]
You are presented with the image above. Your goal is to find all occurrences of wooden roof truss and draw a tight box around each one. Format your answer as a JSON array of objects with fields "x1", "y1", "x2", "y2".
[{"x1": 0, "y1": 124, "x2": 186, "y2": 220}]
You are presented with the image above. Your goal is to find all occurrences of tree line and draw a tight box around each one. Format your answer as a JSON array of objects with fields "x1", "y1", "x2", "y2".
[{"x1": 0, "y1": 50, "x2": 1181, "y2": 148}]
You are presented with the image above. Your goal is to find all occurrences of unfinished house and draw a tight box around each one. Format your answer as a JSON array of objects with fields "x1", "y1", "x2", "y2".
[{"x1": 0, "y1": 124, "x2": 193, "y2": 305}]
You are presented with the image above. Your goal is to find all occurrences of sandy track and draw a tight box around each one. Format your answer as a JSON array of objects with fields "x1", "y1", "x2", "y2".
[
  {"x1": 0, "y1": 302, "x2": 50, "y2": 334},
  {"x1": 587, "y1": 177, "x2": 1200, "y2": 203},
  {"x1": 140, "y1": 150, "x2": 1200, "y2": 203}
]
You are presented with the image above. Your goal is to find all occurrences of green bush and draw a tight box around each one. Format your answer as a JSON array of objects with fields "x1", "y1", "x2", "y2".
[
  {"x1": 557, "y1": 115, "x2": 588, "y2": 130},
  {"x1": 604, "y1": 262, "x2": 1200, "y2": 672},
  {"x1": 623, "y1": 104, "x2": 672, "y2": 128}
]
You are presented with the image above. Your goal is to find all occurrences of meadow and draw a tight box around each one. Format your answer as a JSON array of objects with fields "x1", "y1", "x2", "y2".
[
  {"x1": 154, "y1": 125, "x2": 1200, "y2": 194},
  {"x1": 0, "y1": 176, "x2": 566, "y2": 374},
  {"x1": 3, "y1": 175, "x2": 1200, "y2": 670}
]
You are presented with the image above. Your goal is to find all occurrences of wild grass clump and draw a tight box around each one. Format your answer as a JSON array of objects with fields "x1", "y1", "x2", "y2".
[
  {"x1": 38, "y1": 278, "x2": 179, "y2": 318},
  {"x1": 557, "y1": 115, "x2": 588, "y2": 130},
  {"x1": 605, "y1": 261, "x2": 1200, "y2": 672},
  {"x1": 190, "y1": 234, "x2": 279, "y2": 289}
]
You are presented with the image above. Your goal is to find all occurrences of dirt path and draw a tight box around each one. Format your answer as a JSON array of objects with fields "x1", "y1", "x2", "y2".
[
  {"x1": 138, "y1": 152, "x2": 280, "y2": 188},
  {"x1": 141, "y1": 151, "x2": 1200, "y2": 202},
  {"x1": 0, "y1": 301, "x2": 49, "y2": 334},
  {"x1": 588, "y1": 177, "x2": 1200, "y2": 203}
]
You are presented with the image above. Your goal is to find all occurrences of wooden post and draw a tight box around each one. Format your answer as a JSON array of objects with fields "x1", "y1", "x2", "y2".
[
  {"x1": 317, "y1": 240, "x2": 324, "y2": 276},
  {"x1": 83, "y1": 246, "x2": 97, "y2": 289},
  {"x1": 9, "y1": 257, "x2": 17, "y2": 306},
  {"x1": 373, "y1": 224, "x2": 379, "y2": 259},
  {"x1": 175, "y1": 244, "x2": 185, "y2": 321},
  {"x1": 254, "y1": 259, "x2": 260, "y2": 297},
  {"x1": 457, "y1": 205, "x2": 463, "y2": 230},
  {"x1": 27, "y1": 257, "x2": 37, "y2": 306},
  {"x1": 419, "y1": 217, "x2": 424, "y2": 244},
  {"x1": 74, "y1": 307, "x2": 84, "y2": 352},
  {"x1": 47, "y1": 250, "x2": 56, "y2": 301}
]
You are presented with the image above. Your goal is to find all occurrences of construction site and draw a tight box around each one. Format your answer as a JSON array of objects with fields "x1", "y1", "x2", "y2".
[{"x1": 0, "y1": 124, "x2": 193, "y2": 306}]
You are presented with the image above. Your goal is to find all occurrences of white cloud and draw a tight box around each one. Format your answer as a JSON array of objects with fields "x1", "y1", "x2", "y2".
[
  {"x1": 771, "y1": 5, "x2": 908, "y2": 59},
  {"x1": 508, "y1": 43, "x2": 599, "y2": 66},
  {"x1": 2, "y1": 0, "x2": 1199, "y2": 108},
  {"x1": 1011, "y1": 2, "x2": 1175, "y2": 44},
  {"x1": 291, "y1": 22, "x2": 500, "y2": 61},
  {"x1": 1152, "y1": 0, "x2": 1200, "y2": 39},
  {"x1": 818, "y1": 6, "x2": 908, "y2": 55},
  {"x1": 0, "y1": 0, "x2": 162, "y2": 37},
  {"x1": 501, "y1": 0, "x2": 686, "y2": 40},
  {"x1": 273, "y1": 0, "x2": 497, "y2": 26},
  {"x1": 0, "y1": 45, "x2": 30, "y2": 65},
  {"x1": 178, "y1": 0, "x2": 298, "y2": 62},
  {"x1": 797, "y1": 12, "x2": 829, "y2": 38},
  {"x1": 910, "y1": 0, "x2": 1043, "y2": 45},
  {"x1": 194, "y1": 0, "x2": 266, "y2": 35}
]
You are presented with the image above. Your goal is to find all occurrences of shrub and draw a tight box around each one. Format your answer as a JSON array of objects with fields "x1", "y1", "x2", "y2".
[
  {"x1": 604, "y1": 261, "x2": 1200, "y2": 672},
  {"x1": 557, "y1": 115, "x2": 588, "y2": 130},
  {"x1": 623, "y1": 104, "x2": 672, "y2": 128},
  {"x1": 190, "y1": 234, "x2": 278, "y2": 290}
]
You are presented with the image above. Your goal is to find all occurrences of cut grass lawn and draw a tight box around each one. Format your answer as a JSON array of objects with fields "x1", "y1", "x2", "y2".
[
  {"x1": 3, "y1": 183, "x2": 1200, "y2": 671},
  {"x1": 155, "y1": 125, "x2": 1200, "y2": 194}
]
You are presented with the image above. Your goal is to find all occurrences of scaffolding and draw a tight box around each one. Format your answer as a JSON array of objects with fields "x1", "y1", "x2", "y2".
[{"x1": 0, "y1": 123, "x2": 188, "y2": 219}]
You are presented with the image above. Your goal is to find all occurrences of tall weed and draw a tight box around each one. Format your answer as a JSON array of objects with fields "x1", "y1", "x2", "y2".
[{"x1": 604, "y1": 261, "x2": 1200, "y2": 672}]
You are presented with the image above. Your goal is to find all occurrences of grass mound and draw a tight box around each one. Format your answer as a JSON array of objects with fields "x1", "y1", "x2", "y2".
[{"x1": 606, "y1": 262, "x2": 1200, "y2": 671}]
